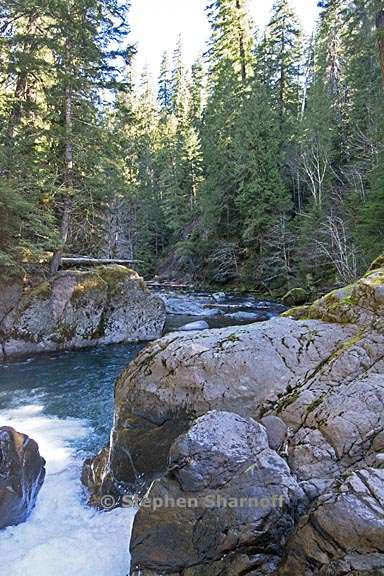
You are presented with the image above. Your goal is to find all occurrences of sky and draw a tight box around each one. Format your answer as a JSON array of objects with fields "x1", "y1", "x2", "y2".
[{"x1": 129, "y1": 0, "x2": 320, "y2": 79}]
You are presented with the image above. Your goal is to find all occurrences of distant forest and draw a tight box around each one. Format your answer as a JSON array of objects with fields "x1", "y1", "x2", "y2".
[{"x1": 1, "y1": 0, "x2": 383, "y2": 294}]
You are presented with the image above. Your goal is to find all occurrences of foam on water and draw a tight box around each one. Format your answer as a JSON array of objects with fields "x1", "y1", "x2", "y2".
[{"x1": 0, "y1": 404, "x2": 136, "y2": 576}]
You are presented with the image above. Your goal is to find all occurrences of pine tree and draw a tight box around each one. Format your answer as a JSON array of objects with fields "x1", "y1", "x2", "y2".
[
  {"x1": 48, "y1": 0, "x2": 132, "y2": 272},
  {"x1": 0, "y1": 0, "x2": 56, "y2": 272},
  {"x1": 257, "y1": 0, "x2": 302, "y2": 126},
  {"x1": 158, "y1": 51, "x2": 172, "y2": 112},
  {"x1": 201, "y1": 0, "x2": 255, "y2": 238},
  {"x1": 234, "y1": 81, "x2": 291, "y2": 287}
]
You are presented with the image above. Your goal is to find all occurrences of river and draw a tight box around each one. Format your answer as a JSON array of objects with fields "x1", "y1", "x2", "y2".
[{"x1": 0, "y1": 291, "x2": 285, "y2": 576}]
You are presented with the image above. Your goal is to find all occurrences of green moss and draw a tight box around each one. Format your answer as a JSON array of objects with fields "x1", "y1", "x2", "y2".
[
  {"x1": 282, "y1": 305, "x2": 310, "y2": 320},
  {"x1": 51, "y1": 324, "x2": 76, "y2": 344},
  {"x1": 29, "y1": 281, "x2": 52, "y2": 300},
  {"x1": 331, "y1": 329, "x2": 366, "y2": 360},
  {"x1": 306, "y1": 396, "x2": 324, "y2": 414},
  {"x1": 367, "y1": 254, "x2": 384, "y2": 272},
  {"x1": 94, "y1": 265, "x2": 137, "y2": 284},
  {"x1": 364, "y1": 270, "x2": 384, "y2": 286},
  {"x1": 282, "y1": 287, "x2": 308, "y2": 307},
  {"x1": 216, "y1": 332, "x2": 241, "y2": 351},
  {"x1": 276, "y1": 388, "x2": 302, "y2": 413},
  {"x1": 71, "y1": 273, "x2": 107, "y2": 300}
]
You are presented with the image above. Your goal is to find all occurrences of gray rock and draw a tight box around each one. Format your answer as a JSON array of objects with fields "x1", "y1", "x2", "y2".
[
  {"x1": 225, "y1": 311, "x2": 267, "y2": 322},
  {"x1": 286, "y1": 265, "x2": 384, "y2": 326},
  {"x1": 279, "y1": 468, "x2": 384, "y2": 575},
  {"x1": 260, "y1": 415, "x2": 288, "y2": 451},
  {"x1": 282, "y1": 288, "x2": 308, "y2": 307},
  {"x1": 130, "y1": 411, "x2": 304, "y2": 576},
  {"x1": 277, "y1": 330, "x2": 384, "y2": 480},
  {"x1": 82, "y1": 317, "x2": 354, "y2": 499},
  {"x1": 178, "y1": 320, "x2": 210, "y2": 331},
  {"x1": 0, "y1": 266, "x2": 165, "y2": 359},
  {"x1": 0, "y1": 427, "x2": 45, "y2": 529}
]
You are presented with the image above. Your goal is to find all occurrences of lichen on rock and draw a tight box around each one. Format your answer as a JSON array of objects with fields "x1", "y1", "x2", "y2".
[{"x1": 0, "y1": 265, "x2": 166, "y2": 359}]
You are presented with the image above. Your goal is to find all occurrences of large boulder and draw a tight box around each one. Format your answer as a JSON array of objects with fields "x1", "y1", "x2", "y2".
[
  {"x1": 276, "y1": 329, "x2": 384, "y2": 481},
  {"x1": 0, "y1": 266, "x2": 165, "y2": 359},
  {"x1": 82, "y1": 317, "x2": 355, "y2": 501},
  {"x1": 281, "y1": 287, "x2": 308, "y2": 307},
  {"x1": 130, "y1": 411, "x2": 304, "y2": 576},
  {"x1": 279, "y1": 468, "x2": 384, "y2": 575},
  {"x1": 285, "y1": 264, "x2": 384, "y2": 326},
  {"x1": 0, "y1": 427, "x2": 45, "y2": 529}
]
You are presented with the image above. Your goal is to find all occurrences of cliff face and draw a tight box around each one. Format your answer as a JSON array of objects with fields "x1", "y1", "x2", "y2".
[{"x1": 0, "y1": 266, "x2": 166, "y2": 360}]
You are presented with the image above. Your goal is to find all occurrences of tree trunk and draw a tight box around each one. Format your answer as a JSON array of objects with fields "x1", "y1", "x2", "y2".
[
  {"x1": 377, "y1": 10, "x2": 384, "y2": 85},
  {"x1": 235, "y1": 0, "x2": 247, "y2": 85},
  {"x1": 51, "y1": 85, "x2": 73, "y2": 274},
  {"x1": 7, "y1": 11, "x2": 38, "y2": 138}
]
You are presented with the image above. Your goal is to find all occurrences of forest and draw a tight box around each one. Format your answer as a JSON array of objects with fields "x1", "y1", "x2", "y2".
[{"x1": 1, "y1": 0, "x2": 383, "y2": 296}]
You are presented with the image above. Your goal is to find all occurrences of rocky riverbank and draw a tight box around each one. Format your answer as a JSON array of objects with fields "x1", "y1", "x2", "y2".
[
  {"x1": 83, "y1": 257, "x2": 384, "y2": 575},
  {"x1": 0, "y1": 266, "x2": 165, "y2": 360}
]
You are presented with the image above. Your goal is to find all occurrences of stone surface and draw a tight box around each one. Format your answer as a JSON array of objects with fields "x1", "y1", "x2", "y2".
[
  {"x1": 282, "y1": 287, "x2": 308, "y2": 307},
  {"x1": 0, "y1": 426, "x2": 45, "y2": 530},
  {"x1": 178, "y1": 320, "x2": 210, "y2": 331},
  {"x1": 0, "y1": 266, "x2": 165, "y2": 359},
  {"x1": 84, "y1": 258, "x2": 384, "y2": 575},
  {"x1": 279, "y1": 468, "x2": 384, "y2": 575},
  {"x1": 285, "y1": 265, "x2": 384, "y2": 326},
  {"x1": 83, "y1": 317, "x2": 354, "y2": 498},
  {"x1": 130, "y1": 411, "x2": 304, "y2": 576},
  {"x1": 276, "y1": 329, "x2": 384, "y2": 481},
  {"x1": 260, "y1": 415, "x2": 288, "y2": 451}
]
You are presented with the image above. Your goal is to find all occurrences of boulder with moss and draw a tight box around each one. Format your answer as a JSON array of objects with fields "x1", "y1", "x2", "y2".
[
  {"x1": 82, "y1": 317, "x2": 355, "y2": 502},
  {"x1": 284, "y1": 263, "x2": 384, "y2": 326},
  {"x1": 0, "y1": 266, "x2": 165, "y2": 359},
  {"x1": 281, "y1": 287, "x2": 309, "y2": 307}
]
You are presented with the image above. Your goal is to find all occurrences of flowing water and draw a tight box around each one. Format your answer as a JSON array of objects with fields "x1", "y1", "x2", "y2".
[{"x1": 0, "y1": 291, "x2": 285, "y2": 576}]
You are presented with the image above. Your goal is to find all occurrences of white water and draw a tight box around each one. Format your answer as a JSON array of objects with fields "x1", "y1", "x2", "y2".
[{"x1": 0, "y1": 404, "x2": 136, "y2": 576}]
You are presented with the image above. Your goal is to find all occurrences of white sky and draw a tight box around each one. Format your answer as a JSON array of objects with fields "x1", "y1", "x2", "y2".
[{"x1": 130, "y1": 0, "x2": 320, "y2": 79}]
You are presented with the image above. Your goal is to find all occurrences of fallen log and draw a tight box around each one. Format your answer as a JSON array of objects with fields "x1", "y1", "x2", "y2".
[
  {"x1": 61, "y1": 257, "x2": 143, "y2": 267},
  {"x1": 146, "y1": 281, "x2": 193, "y2": 290}
]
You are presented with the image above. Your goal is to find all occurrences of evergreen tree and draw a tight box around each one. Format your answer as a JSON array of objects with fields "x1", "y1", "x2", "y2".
[
  {"x1": 158, "y1": 51, "x2": 172, "y2": 112},
  {"x1": 257, "y1": 0, "x2": 302, "y2": 125},
  {"x1": 201, "y1": 0, "x2": 255, "y2": 238}
]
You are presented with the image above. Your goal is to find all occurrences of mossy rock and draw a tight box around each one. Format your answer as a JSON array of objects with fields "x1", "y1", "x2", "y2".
[
  {"x1": 285, "y1": 267, "x2": 384, "y2": 326},
  {"x1": 282, "y1": 305, "x2": 310, "y2": 320},
  {"x1": 282, "y1": 287, "x2": 309, "y2": 307},
  {"x1": 368, "y1": 254, "x2": 384, "y2": 272}
]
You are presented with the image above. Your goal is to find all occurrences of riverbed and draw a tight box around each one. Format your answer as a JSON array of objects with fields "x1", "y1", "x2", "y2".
[{"x1": 0, "y1": 291, "x2": 285, "y2": 576}]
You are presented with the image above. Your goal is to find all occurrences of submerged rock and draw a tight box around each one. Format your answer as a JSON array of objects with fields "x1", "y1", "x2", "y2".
[
  {"x1": 178, "y1": 320, "x2": 210, "y2": 331},
  {"x1": 130, "y1": 411, "x2": 304, "y2": 576},
  {"x1": 224, "y1": 310, "x2": 269, "y2": 322},
  {"x1": 157, "y1": 293, "x2": 221, "y2": 316},
  {"x1": 0, "y1": 266, "x2": 165, "y2": 359},
  {"x1": 0, "y1": 427, "x2": 45, "y2": 529}
]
